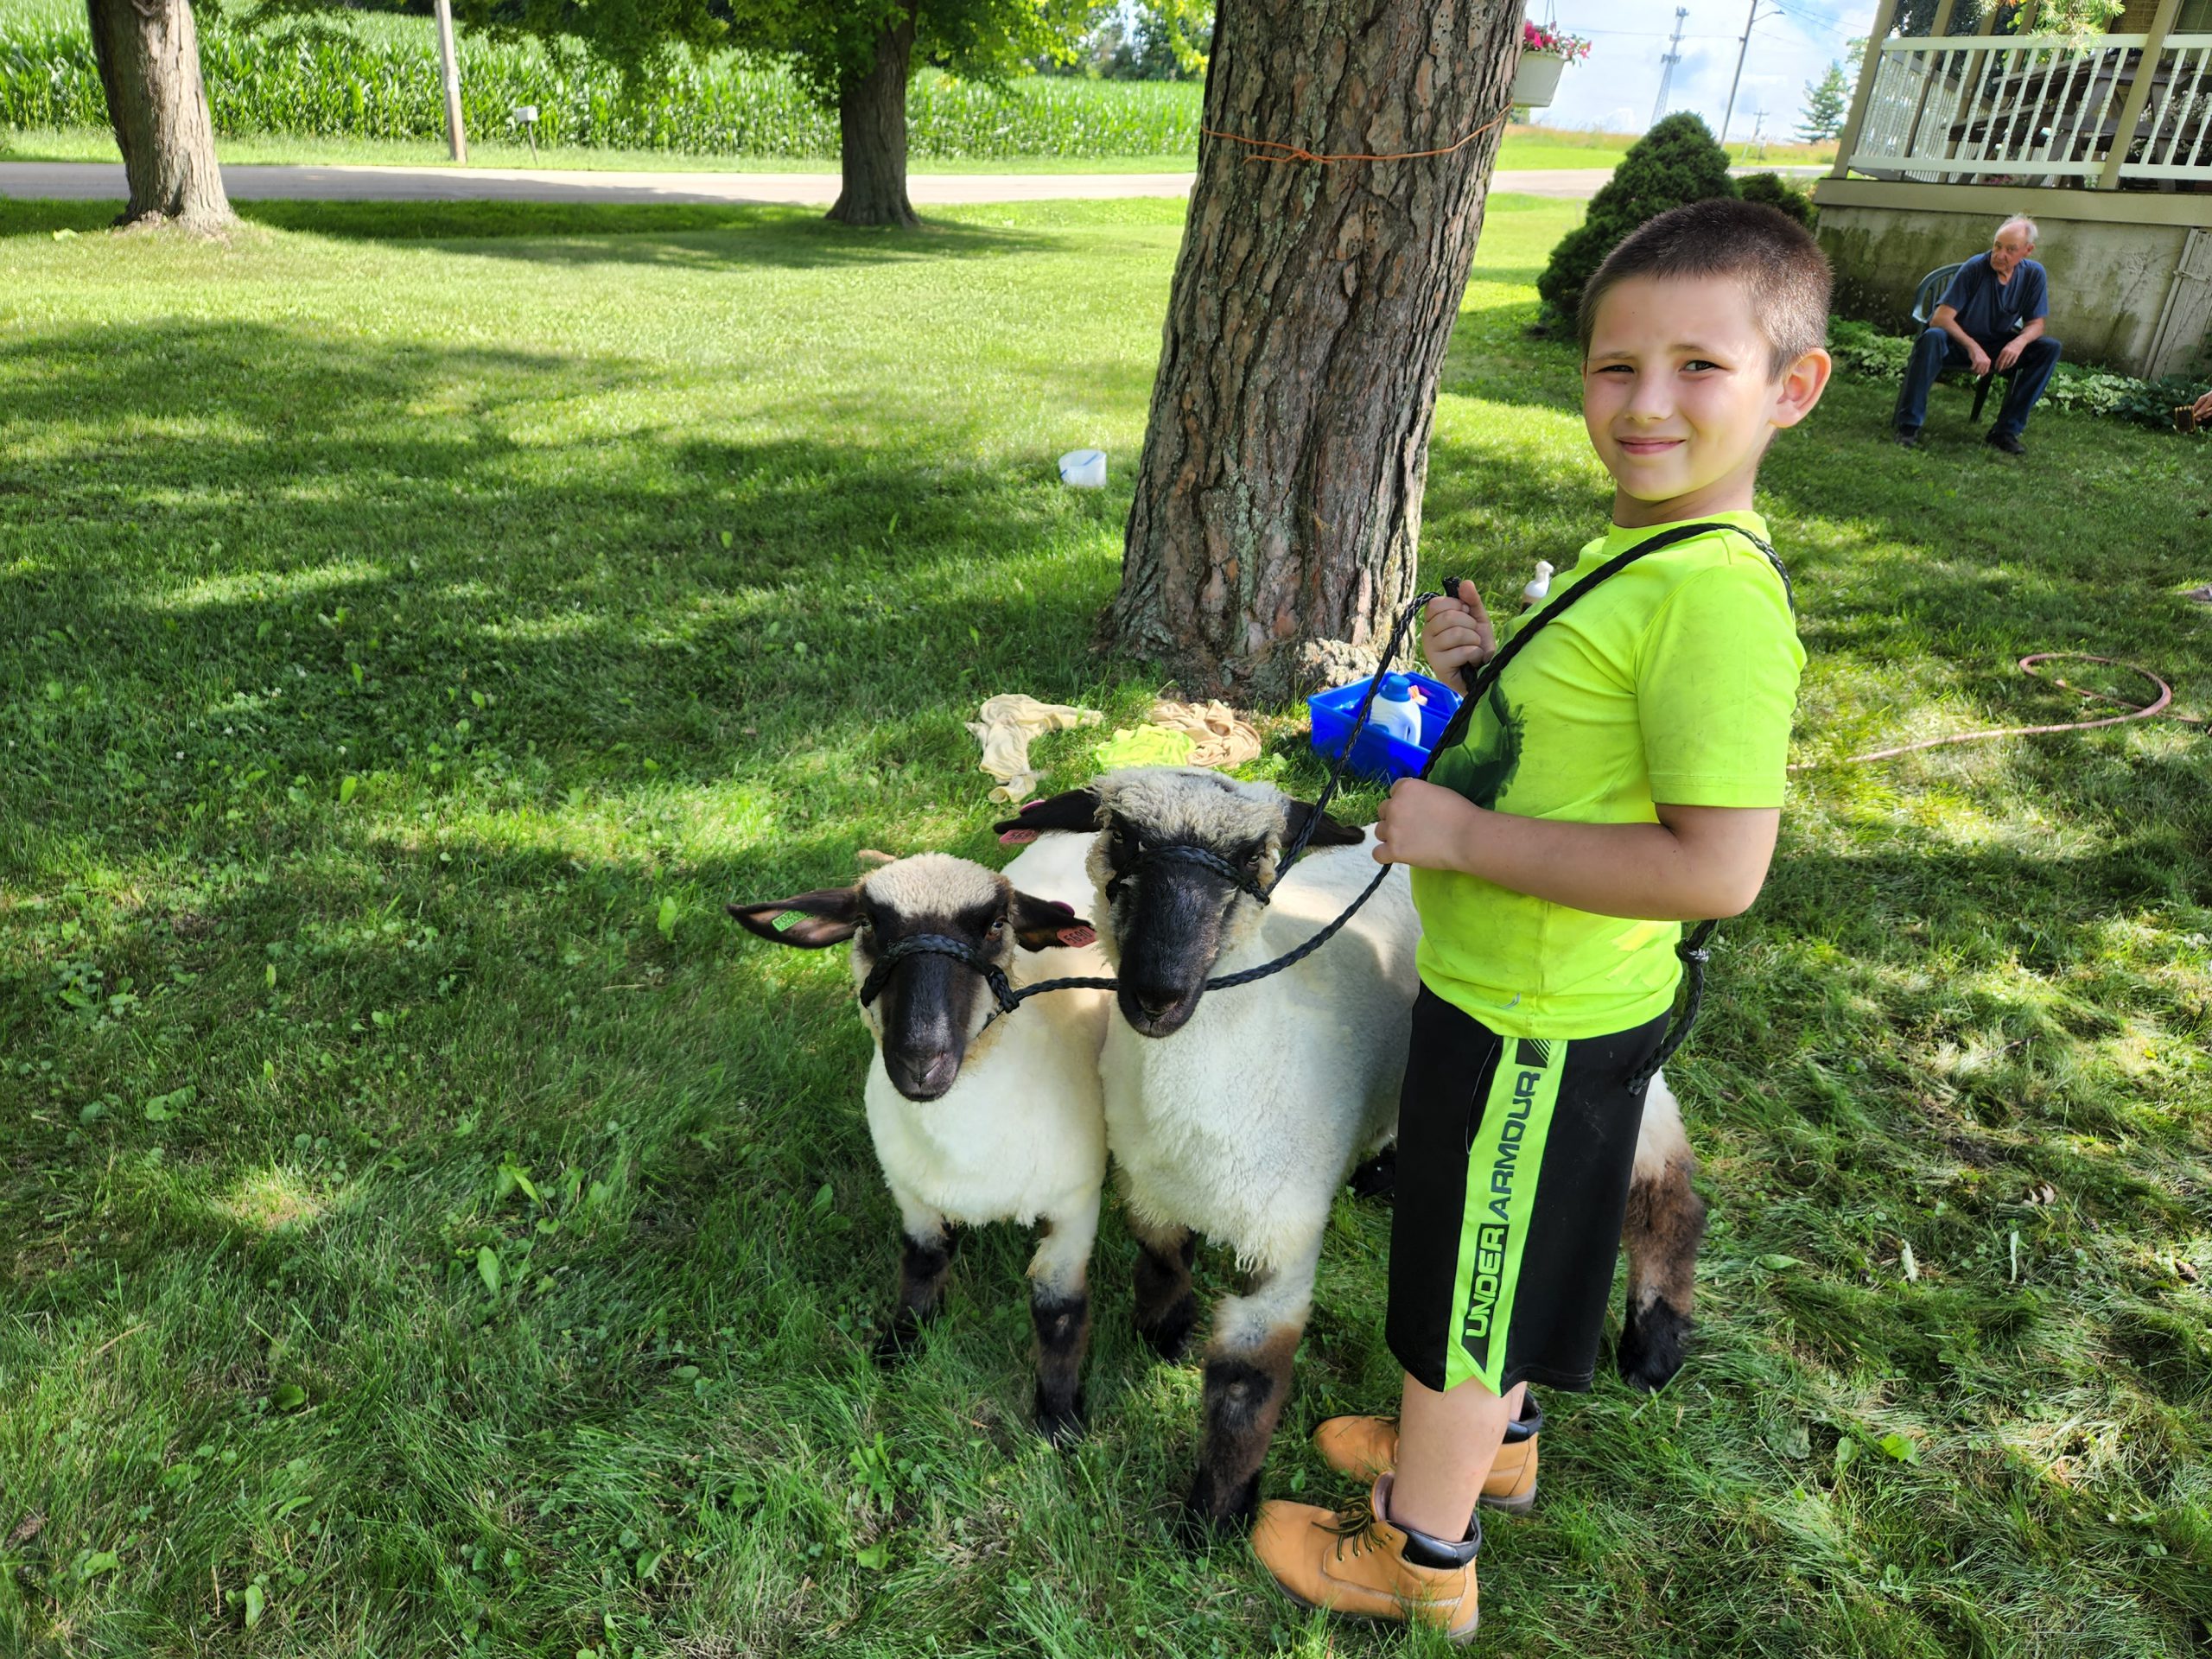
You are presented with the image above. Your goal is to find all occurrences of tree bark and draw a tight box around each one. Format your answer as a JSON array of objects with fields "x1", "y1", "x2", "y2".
[
  {"x1": 828, "y1": 2, "x2": 919, "y2": 229},
  {"x1": 86, "y1": 0, "x2": 233, "y2": 231},
  {"x1": 1109, "y1": 0, "x2": 1522, "y2": 703}
]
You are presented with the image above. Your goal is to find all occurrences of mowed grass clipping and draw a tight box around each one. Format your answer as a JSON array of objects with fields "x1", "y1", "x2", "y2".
[{"x1": 1, "y1": 191, "x2": 2209, "y2": 1658}]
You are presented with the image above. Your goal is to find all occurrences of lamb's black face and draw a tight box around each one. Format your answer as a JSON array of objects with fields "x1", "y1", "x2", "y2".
[
  {"x1": 1104, "y1": 815, "x2": 1268, "y2": 1039},
  {"x1": 860, "y1": 893, "x2": 1011, "y2": 1101}
]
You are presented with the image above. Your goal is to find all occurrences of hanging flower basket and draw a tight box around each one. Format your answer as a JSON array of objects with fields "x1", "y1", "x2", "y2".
[{"x1": 1513, "y1": 22, "x2": 1592, "y2": 111}]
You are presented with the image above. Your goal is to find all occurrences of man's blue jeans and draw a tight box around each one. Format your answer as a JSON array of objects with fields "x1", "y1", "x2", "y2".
[{"x1": 1893, "y1": 327, "x2": 2063, "y2": 438}]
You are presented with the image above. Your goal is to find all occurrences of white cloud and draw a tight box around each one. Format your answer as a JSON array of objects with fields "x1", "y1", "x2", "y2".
[{"x1": 1535, "y1": 0, "x2": 1879, "y2": 140}]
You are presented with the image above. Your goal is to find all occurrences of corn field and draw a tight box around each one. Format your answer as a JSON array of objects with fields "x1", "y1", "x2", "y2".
[{"x1": 0, "y1": 12, "x2": 1202, "y2": 159}]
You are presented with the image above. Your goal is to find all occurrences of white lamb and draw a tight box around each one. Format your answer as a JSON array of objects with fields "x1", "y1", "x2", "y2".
[
  {"x1": 728, "y1": 833, "x2": 1111, "y2": 1443},
  {"x1": 1000, "y1": 769, "x2": 1411, "y2": 1524}
]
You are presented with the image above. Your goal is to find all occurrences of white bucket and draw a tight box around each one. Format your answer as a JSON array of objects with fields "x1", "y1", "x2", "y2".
[{"x1": 1058, "y1": 448, "x2": 1107, "y2": 488}]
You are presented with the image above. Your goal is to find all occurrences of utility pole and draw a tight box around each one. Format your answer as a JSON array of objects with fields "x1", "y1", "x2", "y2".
[
  {"x1": 1721, "y1": 0, "x2": 1777, "y2": 147},
  {"x1": 1652, "y1": 7, "x2": 1688, "y2": 129},
  {"x1": 433, "y1": 0, "x2": 467, "y2": 164}
]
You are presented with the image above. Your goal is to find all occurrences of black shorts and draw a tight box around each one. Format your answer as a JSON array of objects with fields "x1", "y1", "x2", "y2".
[{"x1": 1387, "y1": 986, "x2": 1669, "y2": 1396}]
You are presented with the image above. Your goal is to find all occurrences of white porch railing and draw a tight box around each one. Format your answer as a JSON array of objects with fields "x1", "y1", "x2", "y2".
[{"x1": 1847, "y1": 32, "x2": 2212, "y2": 185}]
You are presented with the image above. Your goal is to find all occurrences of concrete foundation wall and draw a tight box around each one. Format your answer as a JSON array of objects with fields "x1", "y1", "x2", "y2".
[{"x1": 1814, "y1": 186, "x2": 2212, "y2": 378}]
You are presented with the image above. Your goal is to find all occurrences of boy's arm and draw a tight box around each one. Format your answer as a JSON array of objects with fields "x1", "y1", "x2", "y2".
[{"x1": 1372, "y1": 784, "x2": 1779, "y2": 921}]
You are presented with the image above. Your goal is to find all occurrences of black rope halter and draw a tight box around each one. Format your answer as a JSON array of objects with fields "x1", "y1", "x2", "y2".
[{"x1": 856, "y1": 932, "x2": 1020, "y2": 1016}]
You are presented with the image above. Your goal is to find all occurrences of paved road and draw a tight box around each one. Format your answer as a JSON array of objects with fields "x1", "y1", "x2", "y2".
[{"x1": 0, "y1": 160, "x2": 1826, "y2": 207}]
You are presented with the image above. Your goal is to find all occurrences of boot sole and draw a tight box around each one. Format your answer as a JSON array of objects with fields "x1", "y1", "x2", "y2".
[{"x1": 1268, "y1": 1578, "x2": 1479, "y2": 1644}]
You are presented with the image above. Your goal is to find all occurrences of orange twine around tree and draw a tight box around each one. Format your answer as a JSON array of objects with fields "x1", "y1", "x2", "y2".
[{"x1": 1198, "y1": 103, "x2": 1516, "y2": 167}]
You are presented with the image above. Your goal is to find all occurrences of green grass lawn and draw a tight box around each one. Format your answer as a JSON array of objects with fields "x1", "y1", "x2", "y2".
[
  {"x1": 1, "y1": 189, "x2": 2207, "y2": 1658},
  {"x1": 0, "y1": 124, "x2": 1196, "y2": 175}
]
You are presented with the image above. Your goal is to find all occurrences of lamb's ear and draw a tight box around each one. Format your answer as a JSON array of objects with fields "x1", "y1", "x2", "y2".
[
  {"x1": 1285, "y1": 801, "x2": 1367, "y2": 850},
  {"x1": 1009, "y1": 891, "x2": 1098, "y2": 952},
  {"x1": 994, "y1": 787, "x2": 1103, "y2": 846},
  {"x1": 727, "y1": 889, "x2": 861, "y2": 949}
]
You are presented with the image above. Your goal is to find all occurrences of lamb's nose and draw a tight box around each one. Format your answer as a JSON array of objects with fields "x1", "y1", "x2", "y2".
[
  {"x1": 917, "y1": 1051, "x2": 959, "y2": 1094},
  {"x1": 1134, "y1": 990, "x2": 1181, "y2": 1025}
]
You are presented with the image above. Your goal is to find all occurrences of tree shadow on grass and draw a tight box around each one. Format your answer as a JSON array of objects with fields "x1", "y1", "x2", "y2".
[
  {"x1": 0, "y1": 317, "x2": 1149, "y2": 906},
  {"x1": 0, "y1": 195, "x2": 1065, "y2": 267}
]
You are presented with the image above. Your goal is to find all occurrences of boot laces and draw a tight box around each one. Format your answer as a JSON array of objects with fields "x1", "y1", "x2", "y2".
[{"x1": 1323, "y1": 1491, "x2": 1384, "y2": 1561}]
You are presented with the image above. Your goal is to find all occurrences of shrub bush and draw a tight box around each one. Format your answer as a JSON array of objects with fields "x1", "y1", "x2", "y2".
[
  {"x1": 1736, "y1": 169, "x2": 1816, "y2": 228},
  {"x1": 1826, "y1": 318, "x2": 2204, "y2": 431},
  {"x1": 1535, "y1": 111, "x2": 1737, "y2": 326}
]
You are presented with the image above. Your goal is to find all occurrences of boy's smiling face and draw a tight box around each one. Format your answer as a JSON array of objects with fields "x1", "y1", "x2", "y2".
[{"x1": 1582, "y1": 272, "x2": 1830, "y2": 528}]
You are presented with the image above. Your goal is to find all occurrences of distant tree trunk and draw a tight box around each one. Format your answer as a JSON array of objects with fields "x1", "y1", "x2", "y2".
[
  {"x1": 829, "y1": 0, "x2": 918, "y2": 229},
  {"x1": 86, "y1": 0, "x2": 233, "y2": 231},
  {"x1": 1109, "y1": 0, "x2": 1522, "y2": 703}
]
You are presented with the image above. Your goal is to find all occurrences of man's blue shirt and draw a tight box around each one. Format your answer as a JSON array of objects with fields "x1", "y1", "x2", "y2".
[{"x1": 1936, "y1": 253, "x2": 2049, "y2": 342}]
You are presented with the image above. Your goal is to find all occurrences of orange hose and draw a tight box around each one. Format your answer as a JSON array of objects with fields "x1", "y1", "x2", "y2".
[
  {"x1": 1198, "y1": 104, "x2": 1514, "y2": 167},
  {"x1": 1791, "y1": 652, "x2": 2205, "y2": 772}
]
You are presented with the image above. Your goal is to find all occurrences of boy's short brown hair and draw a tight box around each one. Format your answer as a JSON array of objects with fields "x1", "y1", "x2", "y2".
[{"x1": 1578, "y1": 198, "x2": 1833, "y2": 378}]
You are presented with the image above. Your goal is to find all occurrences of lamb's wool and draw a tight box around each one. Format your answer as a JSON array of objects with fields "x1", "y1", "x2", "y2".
[
  {"x1": 1087, "y1": 772, "x2": 1418, "y2": 1278},
  {"x1": 857, "y1": 838, "x2": 1110, "y2": 1296}
]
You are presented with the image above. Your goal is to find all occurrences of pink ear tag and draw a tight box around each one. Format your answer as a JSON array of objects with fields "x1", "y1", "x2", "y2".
[
  {"x1": 1057, "y1": 925, "x2": 1097, "y2": 948},
  {"x1": 999, "y1": 828, "x2": 1039, "y2": 845}
]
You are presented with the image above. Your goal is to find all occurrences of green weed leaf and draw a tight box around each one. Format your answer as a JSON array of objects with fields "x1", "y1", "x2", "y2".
[
  {"x1": 477, "y1": 1246, "x2": 502, "y2": 1295},
  {"x1": 244, "y1": 1580, "x2": 264, "y2": 1627}
]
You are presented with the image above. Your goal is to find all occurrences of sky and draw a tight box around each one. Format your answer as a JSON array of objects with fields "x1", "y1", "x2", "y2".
[{"x1": 1534, "y1": 0, "x2": 1883, "y2": 143}]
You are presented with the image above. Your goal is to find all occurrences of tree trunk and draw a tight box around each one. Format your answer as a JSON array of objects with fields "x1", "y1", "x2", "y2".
[
  {"x1": 1109, "y1": 0, "x2": 1522, "y2": 703},
  {"x1": 86, "y1": 0, "x2": 232, "y2": 231},
  {"x1": 828, "y1": 2, "x2": 919, "y2": 229}
]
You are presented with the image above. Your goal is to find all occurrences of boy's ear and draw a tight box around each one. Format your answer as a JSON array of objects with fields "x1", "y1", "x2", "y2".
[
  {"x1": 995, "y1": 788, "x2": 1104, "y2": 845},
  {"x1": 727, "y1": 888, "x2": 861, "y2": 949},
  {"x1": 1285, "y1": 801, "x2": 1366, "y2": 850},
  {"x1": 1009, "y1": 891, "x2": 1097, "y2": 952},
  {"x1": 1770, "y1": 345, "x2": 1834, "y2": 430}
]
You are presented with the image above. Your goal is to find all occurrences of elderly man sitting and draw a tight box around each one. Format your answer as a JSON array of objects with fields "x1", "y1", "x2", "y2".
[{"x1": 1893, "y1": 216, "x2": 2061, "y2": 456}]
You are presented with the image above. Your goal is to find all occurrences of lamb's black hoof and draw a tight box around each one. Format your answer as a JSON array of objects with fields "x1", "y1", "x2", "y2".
[
  {"x1": 872, "y1": 1315, "x2": 927, "y2": 1368},
  {"x1": 1137, "y1": 1292, "x2": 1199, "y2": 1363},
  {"x1": 1618, "y1": 1298, "x2": 1691, "y2": 1391},
  {"x1": 1034, "y1": 1389, "x2": 1087, "y2": 1449},
  {"x1": 1349, "y1": 1147, "x2": 1397, "y2": 1200},
  {"x1": 1176, "y1": 1468, "x2": 1260, "y2": 1545}
]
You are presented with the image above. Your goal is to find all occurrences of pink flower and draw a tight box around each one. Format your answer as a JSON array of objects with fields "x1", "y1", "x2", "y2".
[{"x1": 1522, "y1": 20, "x2": 1593, "y2": 61}]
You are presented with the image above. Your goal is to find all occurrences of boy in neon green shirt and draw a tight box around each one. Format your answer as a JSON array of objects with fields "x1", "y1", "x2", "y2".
[{"x1": 1254, "y1": 198, "x2": 1834, "y2": 1637}]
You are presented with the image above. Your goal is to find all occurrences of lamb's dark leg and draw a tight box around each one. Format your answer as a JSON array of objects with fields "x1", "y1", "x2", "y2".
[
  {"x1": 1348, "y1": 1142, "x2": 1397, "y2": 1200},
  {"x1": 1129, "y1": 1211, "x2": 1198, "y2": 1363},
  {"x1": 1618, "y1": 1074, "x2": 1706, "y2": 1390},
  {"x1": 874, "y1": 1210, "x2": 955, "y2": 1367},
  {"x1": 1027, "y1": 1192, "x2": 1100, "y2": 1446},
  {"x1": 1182, "y1": 1245, "x2": 1318, "y2": 1536}
]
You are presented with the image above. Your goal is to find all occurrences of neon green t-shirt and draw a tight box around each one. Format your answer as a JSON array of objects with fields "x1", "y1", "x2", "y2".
[{"x1": 1412, "y1": 511, "x2": 1804, "y2": 1040}]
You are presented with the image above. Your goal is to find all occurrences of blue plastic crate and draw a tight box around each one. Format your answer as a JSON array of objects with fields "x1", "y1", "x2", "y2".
[{"x1": 1306, "y1": 671, "x2": 1463, "y2": 784}]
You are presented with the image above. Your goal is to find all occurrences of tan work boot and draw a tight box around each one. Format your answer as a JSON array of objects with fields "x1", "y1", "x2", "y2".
[
  {"x1": 1313, "y1": 1393, "x2": 1542, "y2": 1514},
  {"x1": 1253, "y1": 1474, "x2": 1479, "y2": 1641}
]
